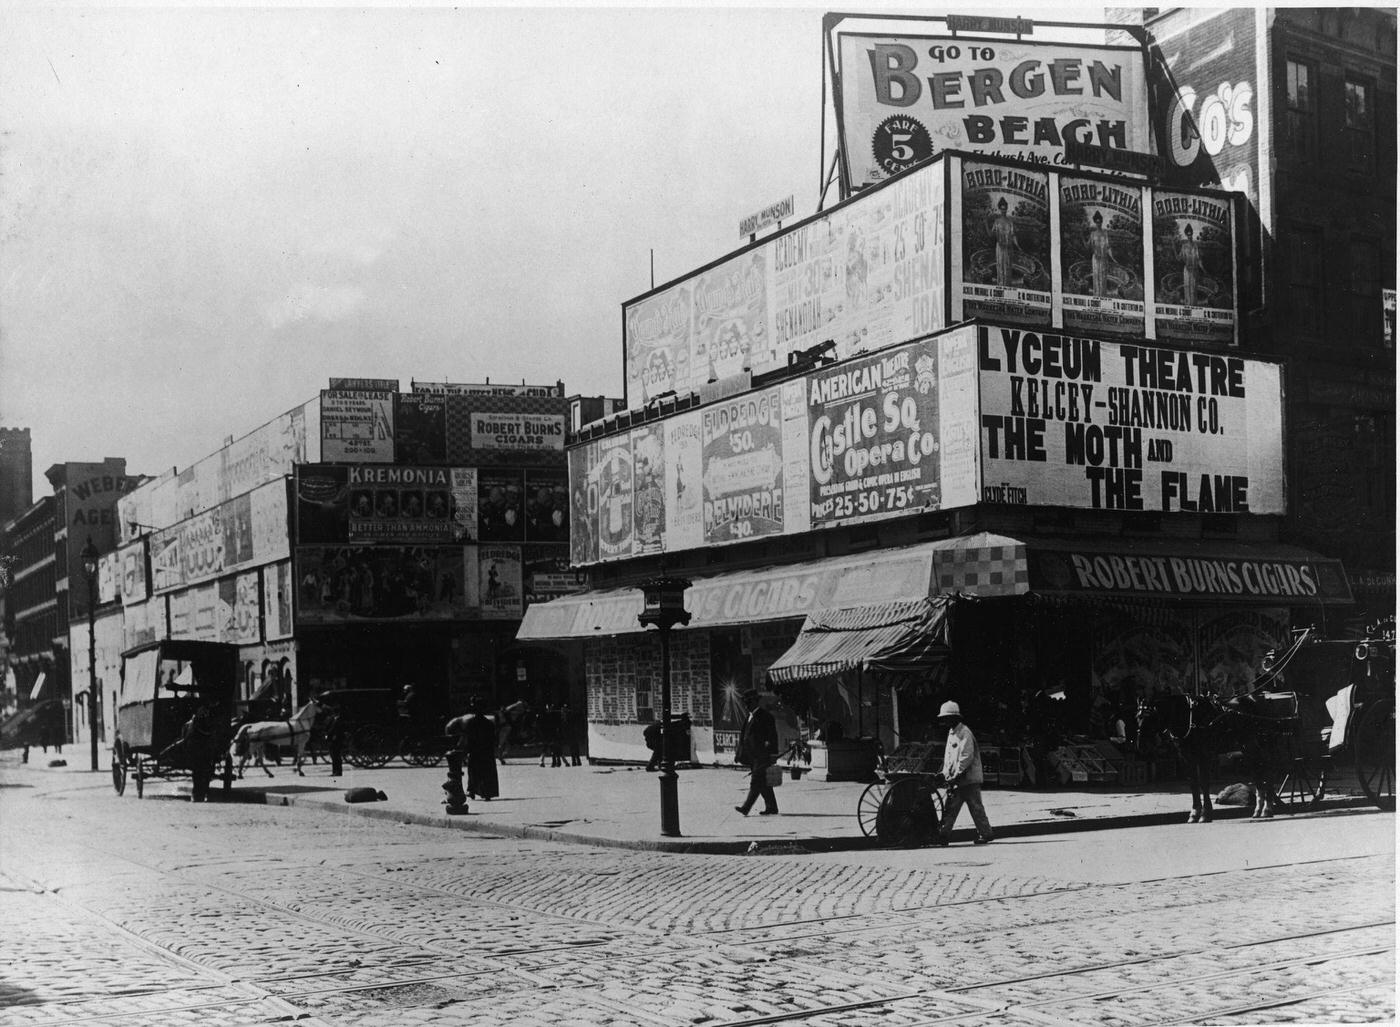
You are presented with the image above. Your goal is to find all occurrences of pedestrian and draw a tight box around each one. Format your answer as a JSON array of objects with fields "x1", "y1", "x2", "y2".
[
  {"x1": 496, "y1": 701, "x2": 522, "y2": 765},
  {"x1": 320, "y1": 696, "x2": 344, "y2": 777},
  {"x1": 934, "y1": 701, "x2": 994, "y2": 846},
  {"x1": 666, "y1": 712, "x2": 693, "y2": 767},
  {"x1": 643, "y1": 720, "x2": 662, "y2": 772},
  {"x1": 734, "y1": 690, "x2": 779, "y2": 817},
  {"x1": 563, "y1": 703, "x2": 584, "y2": 766},
  {"x1": 446, "y1": 699, "x2": 499, "y2": 800},
  {"x1": 539, "y1": 705, "x2": 564, "y2": 767}
]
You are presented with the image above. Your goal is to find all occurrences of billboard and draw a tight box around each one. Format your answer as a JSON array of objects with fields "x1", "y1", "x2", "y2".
[
  {"x1": 573, "y1": 331, "x2": 980, "y2": 564},
  {"x1": 296, "y1": 464, "x2": 477, "y2": 545},
  {"x1": 294, "y1": 546, "x2": 469, "y2": 623},
  {"x1": 1150, "y1": 191, "x2": 1236, "y2": 346},
  {"x1": 321, "y1": 389, "x2": 395, "y2": 463},
  {"x1": 975, "y1": 325, "x2": 1283, "y2": 513},
  {"x1": 623, "y1": 160, "x2": 947, "y2": 408},
  {"x1": 1058, "y1": 178, "x2": 1146, "y2": 335},
  {"x1": 835, "y1": 33, "x2": 1150, "y2": 191},
  {"x1": 953, "y1": 159, "x2": 1052, "y2": 326}
]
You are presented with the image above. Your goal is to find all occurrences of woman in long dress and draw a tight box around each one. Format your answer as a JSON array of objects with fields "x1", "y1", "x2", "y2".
[{"x1": 448, "y1": 703, "x2": 500, "y2": 800}]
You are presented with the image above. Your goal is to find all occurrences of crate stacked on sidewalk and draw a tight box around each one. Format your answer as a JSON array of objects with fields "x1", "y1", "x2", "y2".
[{"x1": 1047, "y1": 743, "x2": 1119, "y2": 784}]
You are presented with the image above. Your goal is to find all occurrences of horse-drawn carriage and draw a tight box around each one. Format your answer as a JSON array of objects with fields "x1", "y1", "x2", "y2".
[
  {"x1": 1137, "y1": 622, "x2": 1395, "y2": 822},
  {"x1": 306, "y1": 688, "x2": 452, "y2": 769},
  {"x1": 111, "y1": 640, "x2": 239, "y2": 800},
  {"x1": 1265, "y1": 624, "x2": 1395, "y2": 812}
]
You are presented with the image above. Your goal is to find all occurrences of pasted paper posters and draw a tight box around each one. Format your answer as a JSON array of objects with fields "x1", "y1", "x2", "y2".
[
  {"x1": 626, "y1": 286, "x2": 693, "y2": 406},
  {"x1": 1058, "y1": 179, "x2": 1145, "y2": 335},
  {"x1": 663, "y1": 412, "x2": 704, "y2": 551},
  {"x1": 631, "y1": 424, "x2": 665, "y2": 556},
  {"x1": 702, "y1": 387, "x2": 784, "y2": 545},
  {"x1": 957, "y1": 160, "x2": 1052, "y2": 326},
  {"x1": 1151, "y1": 190, "x2": 1237, "y2": 347},
  {"x1": 692, "y1": 250, "x2": 768, "y2": 387}
]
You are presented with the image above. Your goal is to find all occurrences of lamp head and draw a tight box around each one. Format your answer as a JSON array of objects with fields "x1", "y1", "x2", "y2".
[{"x1": 79, "y1": 536, "x2": 99, "y2": 580}]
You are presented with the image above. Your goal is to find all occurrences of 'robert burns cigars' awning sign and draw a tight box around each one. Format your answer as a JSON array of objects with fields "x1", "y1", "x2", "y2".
[{"x1": 976, "y1": 326, "x2": 1284, "y2": 514}]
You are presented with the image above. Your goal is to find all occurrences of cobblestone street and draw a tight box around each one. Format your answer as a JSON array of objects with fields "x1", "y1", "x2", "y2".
[{"x1": 1, "y1": 771, "x2": 1393, "y2": 1026}]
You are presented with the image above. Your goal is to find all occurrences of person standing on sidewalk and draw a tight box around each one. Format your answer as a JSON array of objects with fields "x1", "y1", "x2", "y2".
[
  {"x1": 734, "y1": 691, "x2": 779, "y2": 817},
  {"x1": 935, "y1": 701, "x2": 994, "y2": 845}
]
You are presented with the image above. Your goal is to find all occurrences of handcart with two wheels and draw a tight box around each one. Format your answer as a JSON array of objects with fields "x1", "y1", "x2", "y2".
[{"x1": 856, "y1": 741, "x2": 948, "y2": 847}]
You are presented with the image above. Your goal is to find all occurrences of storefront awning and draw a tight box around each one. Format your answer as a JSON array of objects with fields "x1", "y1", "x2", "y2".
[
  {"x1": 517, "y1": 537, "x2": 1017, "y2": 642},
  {"x1": 766, "y1": 597, "x2": 953, "y2": 685},
  {"x1": 1026, "y1": 537, "x2": 1353, "y2": 606}
]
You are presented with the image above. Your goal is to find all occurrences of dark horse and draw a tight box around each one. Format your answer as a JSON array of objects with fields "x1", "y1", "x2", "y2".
[{"x1": 1137, "y1": 692, "x2": 1295, "y2": 823}]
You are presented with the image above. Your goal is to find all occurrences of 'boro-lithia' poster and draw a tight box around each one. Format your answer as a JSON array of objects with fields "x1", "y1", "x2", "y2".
[
  {"x1": 956, "y1": 161, "x2": 1052, "y2": 326},
  {"x1": 625, "y1": 285, "x2": 692, "y2": 406},
  {"x1": 692, "y1": 251, "x2": 768, "y2": 386},
  {"x1": 808, "y1": 341, "x2": 942, "y2": 527},
  {"x1": 1058, "y1": 179, "x2": 1145, "y2": 335},
  {"x1": 976, "y1": 326, "x2": 1282, "y2": 513},
  {"x1": 702, "y1": 387, "x2": 784, "y2": 545},
  {"x1": 1151, "y1": 190, "x2": 1236, "y2": 346}
]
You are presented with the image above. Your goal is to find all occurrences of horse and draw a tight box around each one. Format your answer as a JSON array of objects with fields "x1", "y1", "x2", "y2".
[
  {"x1": 232, "y1": 698, "x2": 322, "y2": 778},
  {"x1": 1137, "y1": 692, "x2": 1292, "y2": 823}
]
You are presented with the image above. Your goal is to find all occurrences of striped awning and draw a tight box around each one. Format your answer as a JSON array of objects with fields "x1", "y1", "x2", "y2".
[{"x1": 765, "y1": 596, "x2": 953, "y2": 685}]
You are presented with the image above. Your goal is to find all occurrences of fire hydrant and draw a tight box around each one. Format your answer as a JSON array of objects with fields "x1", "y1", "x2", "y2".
[{"x1": 442, "y1": 749, "x2": 469, "y2": 814}]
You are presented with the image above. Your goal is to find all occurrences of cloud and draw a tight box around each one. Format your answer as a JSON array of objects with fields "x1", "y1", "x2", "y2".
[{"x1": 263, "y1": 282, "x2": 366, "y2": 329}]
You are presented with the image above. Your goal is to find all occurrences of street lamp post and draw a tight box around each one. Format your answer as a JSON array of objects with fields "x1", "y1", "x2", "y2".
[
  {"x1": 79, "y1": 537, "x2": 100, "y2": 773},
  {"x1": 637, "y1": 576, "x2": 691, "y2": 837}
]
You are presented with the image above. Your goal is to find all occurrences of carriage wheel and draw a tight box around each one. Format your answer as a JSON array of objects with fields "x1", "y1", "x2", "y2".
[
  {"x1": 134, "y1": 757, "x2": 145, "y2": 799},
  {"x1": 1354, "y1": 699, "x2": 1396, "y2": 812},
  {"x1": 1272, "y1": 757, "x2": 1326, "y2": 812},
  {"x1": 857, "y1": 782, "x2": 887, "y2": 838},
  {"x1": 400, "y1": 737, "x2": 442, "y2": 768},
  {"x1": 874, "y1": 778, "x2": 938, "y2": 848},
  {"x1": 111, "y1": 754, "x2": 127, "y2": 796},
  {"x1": 346, "y1": 725, "x2": 395, "y2": 769}
]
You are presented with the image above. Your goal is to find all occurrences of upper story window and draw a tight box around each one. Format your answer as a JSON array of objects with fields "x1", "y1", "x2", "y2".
[
  {"x1": 1284, "y1": 58, "x2": 1317, "y2": 162},
  {"x1": 1344, "y1": 76, "x2": 1376, "y2": 173},
  {"x1": 1282, "y1": 224, "x2": 1325, "y2": 337}
]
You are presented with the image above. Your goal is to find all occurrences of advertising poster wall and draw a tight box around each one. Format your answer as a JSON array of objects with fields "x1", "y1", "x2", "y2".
[
  {"x1": 780, "y1": 379, "x2": 812, "y2": 536},
  {"x1": 976, "y1": 325, "x2": 1283, "y2": 513},
  {"x1": 523, "y1": 470, "x2": 569, "y2": 543},
  {"x1": 836, "y1": 34, "x2": 1149, "y2": 191},
  {"x1": 221, "y1": 407, "x2": 309, "y2": 504},
  {"x1": 662, "y1": 413, "x2": 704, "y2": 551},
  {"x1": 249, "y1": 480, "x2": 290, "y2": 566},
  {"x1": 264, "y1": 561, "x2": 294, "y2": 640},
  {"x1": 625, "y1": 286, "x2": 692, "y2": 405},
  {"x1": 1151, "y1": 191, "x2": 1237, "y2": 346},
  {"x1": 470, "y1": 410, "x2": 565, "y2": 452},
  {"x1": 122, "y1": 598, "x2": 167, "y2": 651},
  {"x1": 702, "y1": 387, "x2": 785, "y2": 546},
  {"x1": 295, "y1": 466, "x2": 350, "y2": 544},
  {"x1": 469, "y1": 544, "x2": 524, "y2": 619},
  {"x1": 98, "y1": 551, "x2": 120, "y2": 604},
  {"x1": 321, "y1": 389, "x2": 395, "y2": 463},
  {"x1": 450, "y1": 468, "x2": 478, "y2": 542},
  {"x1": 523, "y1": 545, "x2": 581, "y2": 607},
  {"x1": 568, "y1": 440, "x2": 601, "y2": 566},
  {"x1": 223, "y1": 492, "x2": 254, "y2": 569},
  {"x1": 295, "y1": 546, "x2": 468, "y2": 623},
  {"x1": 807, "y1": 341, "x2": 943, "y2": 527},
  {"x1": 630, "y1": 424, "x2": 665, "y2": 555},
  {"x1": 119, "y1": 541, "x2": 148, "y2": 604},
  {"x1": 394, "y1": 393, "x2": 447, "y2": 464},
  {"x1": 693, "y1": 250, "x2": 767, "y2": 387},
  {"x1": 1058, "y1": 179, "x2": 1146, "y2": 334},
  {"x1": 596, "y1": 434, "x2": 634, "y2": 560},
  {"x1": 477, "y1": 470, "x2": 524, "y2": 542},
  {"x1": 347, "y1": 466, "x2": 457, "y2": 543},
  {"x1": 220, "y1": 572, "x2": 262, "y2": 645},
  {"x1": 937, "y1": 326, "x2": 982, "y2": 507},
  {"x1": 955, "y1": 160, "x2": 1053, "y2": 326}
]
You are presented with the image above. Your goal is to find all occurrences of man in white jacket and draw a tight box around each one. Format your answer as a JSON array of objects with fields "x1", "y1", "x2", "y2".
[{"x1": 935, "y1": 701, "x2": 995, "y2": 846}]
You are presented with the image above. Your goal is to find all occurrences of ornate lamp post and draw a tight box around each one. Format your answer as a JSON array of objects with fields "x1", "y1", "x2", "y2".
[
  {"x1": 79, "y1": 537, "x2": 100, "y2": 772},
  {"x1": 637, "y1": 576, "x2": 691, "y2": 837}
]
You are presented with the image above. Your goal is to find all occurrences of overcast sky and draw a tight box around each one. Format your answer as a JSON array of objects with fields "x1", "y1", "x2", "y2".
[{"x1": 1, "y1": 1, "x2": 1103, "y2": 500}]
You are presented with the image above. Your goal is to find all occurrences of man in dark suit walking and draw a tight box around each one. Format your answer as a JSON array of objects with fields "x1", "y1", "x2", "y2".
[{"x1": 735, "y1": 690, "x2": 779, "y2": 816}]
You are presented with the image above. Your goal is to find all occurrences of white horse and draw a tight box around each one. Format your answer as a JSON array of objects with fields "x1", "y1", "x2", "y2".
[{"x1": 232, "y1": 698, "x2": 322, "y2": 778}]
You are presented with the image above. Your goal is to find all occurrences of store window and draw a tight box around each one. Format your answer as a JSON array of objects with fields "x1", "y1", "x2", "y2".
[
  {"x1": 1284, "y1": 58, "x2": 1316, "y2": 163},
  {"x1": 1347, "y1": 238, "x2": 1382, "y2": 343},
  {"x1": 1282, "y1": 224, "x2": 1325, "y2": 336},
  {"x1": 1344, "y1": 76, "x2": 1375, "y2": 173}
]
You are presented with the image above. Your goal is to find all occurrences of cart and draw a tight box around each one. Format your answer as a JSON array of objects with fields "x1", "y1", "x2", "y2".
[
  {"x1": 111, "y1": 640, "x2": 239, "y2": 800},
  {"x1": 855, "y1": 741, "x2": 947, "y2": 846},
  {"x1": 1263, "y1": 624, "x2": 1395, "y2": 813},
  {"x1": 306, "y1": 688, "x2": 452, "y2": 768}
]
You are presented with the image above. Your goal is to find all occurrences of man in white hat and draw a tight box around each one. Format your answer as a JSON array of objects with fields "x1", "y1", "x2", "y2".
[{"x1": 935, "y1": 700, "x2": 994, "y2": 845}]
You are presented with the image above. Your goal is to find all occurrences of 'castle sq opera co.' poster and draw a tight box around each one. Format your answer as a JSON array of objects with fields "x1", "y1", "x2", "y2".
[
  {"x1": 1152, "y1": 190, "x2": 1237, "y2": 347},
  {"x1": 957, "y1": 160, "x2": 1052, "y2": 327},
  {"x1": 1058, "y1": 178, "x2": 1145, "y2": 335}
]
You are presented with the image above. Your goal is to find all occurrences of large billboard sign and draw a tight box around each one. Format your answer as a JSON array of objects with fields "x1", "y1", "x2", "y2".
[
  {"x1": 975, "y1": 325, "x2": 1283, "y2": 514},
  {"x1": 624, "y1": 152, "x2": 1238, "y2": 417},
  {"x1": 321, "y1": 389, "x2": 395, "y2": 463},
  {"x1": 835, "y1": 33, "x2": 1149, "y2": 192},
  {"x1": 574, "y1": 331, "x2": 980, "y2": 565},
  {"x1": 624, "y1": 161, "x2": 947, "y2": 407}
]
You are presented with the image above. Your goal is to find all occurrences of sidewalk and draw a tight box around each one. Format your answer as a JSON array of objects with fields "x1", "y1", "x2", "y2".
[{"x1": 5, "y1": 746, "x2": 1369, "y2": 854}]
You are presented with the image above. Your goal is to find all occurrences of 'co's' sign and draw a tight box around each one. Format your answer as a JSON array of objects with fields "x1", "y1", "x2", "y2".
[{"x1": 1164, "y1": 80, "x2": 1255, "y2": 172}]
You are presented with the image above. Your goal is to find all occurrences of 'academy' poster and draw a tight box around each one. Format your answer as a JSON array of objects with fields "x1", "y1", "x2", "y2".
[
  {"x1": 1058, "y1": 179, "x2": 1145, "y2": 335},
  {"x1": 1151, "y1": 190, "x2": 1237, "y2": 346},
  {"x1": 957, "y1": 160, "x2": 1052, "y2": 327},
  {"x1": 702, "y1": 387, "x2": 784, "y2": 545},
  {"x1": 808, "y1": 340, "x2": 942, "y2": 528}
]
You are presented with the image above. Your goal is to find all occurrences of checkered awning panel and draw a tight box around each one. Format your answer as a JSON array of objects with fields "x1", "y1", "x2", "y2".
[{"x1": 933, "y1": 543, "x2": 1029, "y2": 596}]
